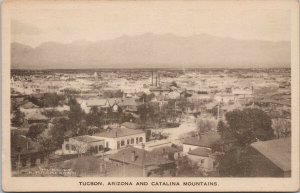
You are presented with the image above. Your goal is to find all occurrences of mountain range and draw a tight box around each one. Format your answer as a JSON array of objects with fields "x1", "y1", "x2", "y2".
[{"x1": 11, "y1": 33, "x2": 291, "y2": 69}]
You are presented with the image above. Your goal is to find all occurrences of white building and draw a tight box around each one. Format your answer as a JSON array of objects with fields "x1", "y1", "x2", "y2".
[
  {"x1": 92, "y1": 127, "x2": 145, "y2": 150},
  {"x1": 182, "y1": 131, "x2": 220, "y2": 172},
  {"x1": 62, "y1": 135, "x2": 105, "y2": 155}
]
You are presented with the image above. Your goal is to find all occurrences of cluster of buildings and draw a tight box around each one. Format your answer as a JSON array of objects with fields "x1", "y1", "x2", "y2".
[{"x1": 11, "y1": 68, "x2": 291, "y2": 177}]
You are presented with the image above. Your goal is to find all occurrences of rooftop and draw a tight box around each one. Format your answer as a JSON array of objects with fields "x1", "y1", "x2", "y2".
[
  {"x1": 188, "y1": 147, "x2": 212, "y2": 157},
  {"x1": 93, "y1": 127, "x2": 144, "y2": 138},
  {"x1": 183, "y1": 131, "x2": 220, "y2": 148},
  {"x1": 250, "y1": 137, "x2": 291, "y2": 172},
  {"x1": 109, "y1": 146, "x2": 174, "y2": 167},
  {"x1": 71, "y1": 135, "x2": 104, "y2": 143}
]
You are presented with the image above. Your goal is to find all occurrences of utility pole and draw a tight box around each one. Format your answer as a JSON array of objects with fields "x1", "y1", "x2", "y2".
[
  {"x1": 217, "y1": 102, "x2": 220, "y2": 120},
  {"x1": 142, "y1": 143, "x2": 146, "y2": 177},
  {"x1": 123, "y1": 152, "x2": 126, "y2": 177}
]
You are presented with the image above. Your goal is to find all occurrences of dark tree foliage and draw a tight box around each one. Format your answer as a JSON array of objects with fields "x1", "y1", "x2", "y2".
[
  {"x1": 86, "y1": 106, "x2": 104, "y2": 127},
  {"x1": 27, "y1": 123, "x2": 47, "y2": 140},
  {"x1": 225, "y1": 108, "x2": 274, "y2": 146},
  {"x1": 11, "y1": 103, "x2": 25, "y2": 127},
  {"x1": 50, "y1": 117, "x2": 70, "y2": 147},
  {"x1": 103, "y1": 89, "x2": 123, "y2": 98},
  {"x1": 68, "y1": 98, "x2": 86, "y2": 131},
  {"x1": 43, "y1": 93, "x2": 65, "y2": 107},
  {"x1": 216, "y1": 108, "x2": 275, "y2": 177}
]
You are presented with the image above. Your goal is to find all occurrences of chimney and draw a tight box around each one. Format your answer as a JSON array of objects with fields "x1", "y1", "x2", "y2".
[
  {"x1": 152, "y1": 71, "x2": 153, "y2": 85},
  {"x1": 131, "y1": 150, "x2": 136, "y2": 162},
  {"x1": 26, "y1": 140, "x2": 29, "y2": 151}
]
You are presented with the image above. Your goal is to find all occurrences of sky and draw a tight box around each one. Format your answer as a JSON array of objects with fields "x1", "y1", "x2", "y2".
[{"x1": 10, "y1": 1, "x2": 291, "y2": 47}]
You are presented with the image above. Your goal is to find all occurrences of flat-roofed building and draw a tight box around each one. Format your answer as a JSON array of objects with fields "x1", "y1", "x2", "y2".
[
  {"x1": 62, "y1": 135, "x2": 105, "y2": 155},
  {"x1": 249, "y1": 137, "x2": 291, "y2": 177}
]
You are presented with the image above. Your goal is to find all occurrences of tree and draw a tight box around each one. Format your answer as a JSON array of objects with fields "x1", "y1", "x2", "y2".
[
  {"x1": 170, "y1": 81, "x2": 178, "y2": 88},
  {"x1": 272, "y1": 118, "x2": 291, "y2": 138},
  {"x1": 196, "y1": 118, "x2": 217, "y2": 135},
  {"x1": 86, "y1": 106, "x2": 103, "y2": 127},
  {"x1": 43, "y1": 93, "x2": 65, "y2": 107},
  {"x1": 27, "y1": 123, "x2": 47, "y2": 140},
  {"x1": 68, "y1": 98, "x2": 85, "y2": 133},
  {"x1": 216, "y1": 108, "x2": 274, "y2": 177},
  {"x1": 217, "y1": 120, "x2": 227, "y2": 136},
  {"x1": 11, "y1": 105, "x2": 24, "y2": 127},
  {"x1": 225, "y1": 108, "x2": 274, "y2": 147},
  {"x1": 50, "y1": 117, "x2": 70, "y2": 148},
  {"x1": 37, "y1": 129, "x2": 57, "y2": 167}
]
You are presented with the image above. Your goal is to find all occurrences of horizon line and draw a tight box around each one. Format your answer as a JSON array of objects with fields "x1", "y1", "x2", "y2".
[{"x1": 11, "y1": 32, "x2": 291, "y2": 48}]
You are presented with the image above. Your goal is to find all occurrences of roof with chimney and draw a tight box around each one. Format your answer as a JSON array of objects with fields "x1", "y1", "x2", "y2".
[
  {"x1": 188, "y1": 147, "x2": 212, "y2": 157},
  {"x1": 71, "y1": 135, "x2": 104, "y2": 143},
  {"x1": 109, "y1": 146, "x2": 174, "y2": 167},
  {"x1": 183, "y1": 131, "x2": 220, "y2": 148},
  {"x1": 93, "y1": 127, "x2": 144, "y2": 138},
  {"x1": 250, "y1": 137, "x2": 291, "y2": 172}
]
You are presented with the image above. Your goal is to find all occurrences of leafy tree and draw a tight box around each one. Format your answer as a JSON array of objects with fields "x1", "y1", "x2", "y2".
[
  {"x1": 27, "y1": 123, "x2": 47, "y2": 140},
  {"x1": 50, "y1": 117, "x2": 70, "y2": 148},
  {"x1": 37, "y1": 129, "x2": 57, "y2": 167},
  {"x1": 216, "y1": 108, "x2": 274, "y2": 177},
  {"x1": 225, "y1": 108, "x2": 274, "y2": 146},
  {"x1": 176, "y1": 156, "x2": 204, "y2": 177},
  {"x1": 43, "y1": 93, "x2": 65, "y2": 107},
  {"x1": 68, "y1": 98, "x2": 85, "y2": 131},
  {"x1": 272, "y1": 118, "x2": 291, "y2": 138},
  {"x1": 217, "y1": 120, "x2": 227, "y2": 136},
  {"x1": 11, "y1": 104, "x2": 25, "y2": 127},
  {"x1": 86, "y1": 106, "x2": 103, "y2": 127},
  {"x1": 170, "y1": 81, "x2": 178, "y2": 88},
  {"x1": 196, "y1": 118, "x2": 217, "y2": 135}
]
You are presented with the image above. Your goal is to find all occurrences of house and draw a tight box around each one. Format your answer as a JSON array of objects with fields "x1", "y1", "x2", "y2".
[
  {"x1": 249, "y1": 137, "x2": 291, "y2": 177},
  {"x1": 11, "y1": 134, "x2": 45, "y2": 171},
  {"x1": 214, "y1": 93, "x2": 236, "y2": 103},
  {"x1": 119, "y1": 98, "x2": 139, "y2": 112},
  {"x1": 80, "y1": 98, "x2": 110, "y2": 113},
  {"x1": 182, "y1": 131, "x2": 220, "y2": 172},
  {"x1": 62, "y1": 135, "x2": 105, "y2": 155},
  {"x1": 92, "y1": 127, "x2": 145, "y2": 150},
  {"x1": 24, "y1": 112, "x2": 49, "y2": 125},
  {"x1": 108, "y1": 146, "x2": 176, "y2": 177}
]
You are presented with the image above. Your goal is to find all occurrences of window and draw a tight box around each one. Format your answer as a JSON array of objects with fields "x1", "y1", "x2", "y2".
[
  {"x1": 131, "y1": 138, "x2": 134, "y2": 144},
  {"x1": 136, "y1": 137, "x2": 139, "y2": 144},
  {"x1": 189, "y1": 148, "x2": 191, "y2": 152},
  {"x1": 99, "y1": 145, "x2": 103, "y2": 151},
  {"x1": 213, "y1": 161, "x2": 217, "y2": 168},
  {"x1": 200, "y1": 159, "x2": 205, "y2": 164},
  {"x1": 121, "y1": 140, "x2": 125, "y2": 146},
  {"x1": 65, "y1": 144, "x2": 69, "y2": 150},
  {"x1": 71, "y1": 145, "x2": 76, "y2": 151},
  {"x1": 127, "y1": 139, "x2": 130, "y2": 145},
  {"x1": 106, "y1": 142, "x2": 109, "y2": 148},
  {"x1": 139, "y1": 137, "x2": 143, "y2": 143}
]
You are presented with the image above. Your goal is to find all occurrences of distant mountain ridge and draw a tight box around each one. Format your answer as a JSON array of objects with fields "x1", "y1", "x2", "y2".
[{"x1": 11, "y1": 33, "x2": 291, "y2": 69}]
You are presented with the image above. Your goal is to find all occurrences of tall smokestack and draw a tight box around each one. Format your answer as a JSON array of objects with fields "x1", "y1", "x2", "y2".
[
  {"x1": 152, "y1": 71, "x2": 153, "y2": 85},
  {"x1": 158, "y1": 72, "x2": 160, "y2": 86}
]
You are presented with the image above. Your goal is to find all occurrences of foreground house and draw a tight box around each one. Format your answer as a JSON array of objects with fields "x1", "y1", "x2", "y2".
[
  {"x1": 92, "y1": 127, "x2": 145, "y2": 150},
  {"x1": 249, "y1": 137, "x2": 291, "y2": 177},
  {"x1": 182, "y1": 131, "x2": 220, "y2": 172},
  {"x1": 62, "y1": 135, "x2": 105, "y2": 155},
  {"x1": 108, "y1": 146, "x2": 175, "y2": 177}
]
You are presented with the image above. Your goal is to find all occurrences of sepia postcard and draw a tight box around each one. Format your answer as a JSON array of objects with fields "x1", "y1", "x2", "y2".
[{"x1": 1, "y1": 0, "x2": 300, "y2": 192}]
